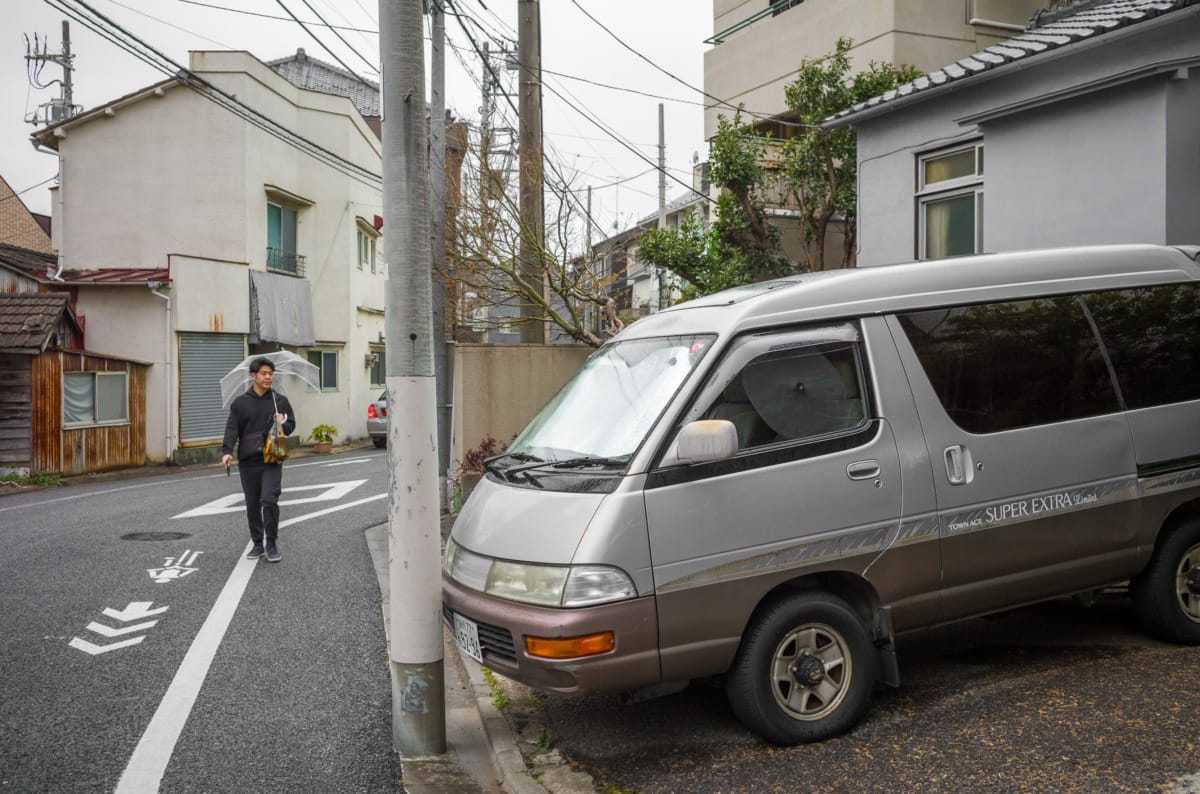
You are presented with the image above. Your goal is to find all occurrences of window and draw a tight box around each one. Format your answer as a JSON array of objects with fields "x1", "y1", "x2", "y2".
[
  {"x1": 702, "y1": 342, "x2": 867, "y2": 451},
  {"x1": 356, "y1": 220, "x2": 379, "y2": 273},
  {"x1": 918, "y1": 143, "x2": 983, "y2": 260},
  {"x1": 63, "y1": 372, "x2": 128, "y2": 426},
  {"x1": 1084, "y1": 283, "x2": 1200, "y2": 409},
  {"x1": 267, "y1": 202, "x2": 303, "y2": 275},
  {"x1": 369, "y1": 347, "x2": 386, "y2": 387},
  {"x1": 307, "y1": 350, "x2": 338, "y2": 390},
  {"x1": 898, "y1": 297, "x2": 1119, "y2": 433}
]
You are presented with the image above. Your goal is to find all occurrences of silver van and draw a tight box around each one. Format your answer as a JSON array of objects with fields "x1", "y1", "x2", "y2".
[{"x1": 442, "y1": 244, "x2": 1200, "y2": 744}]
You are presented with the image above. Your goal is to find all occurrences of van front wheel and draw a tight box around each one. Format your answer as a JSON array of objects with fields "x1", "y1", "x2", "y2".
[
  {"x1": 727, "y1": 592, "x2": 876, "y2": 745},
  {"x1": 1132, "y1": 518, "x2": 1200, "y2": 645}
]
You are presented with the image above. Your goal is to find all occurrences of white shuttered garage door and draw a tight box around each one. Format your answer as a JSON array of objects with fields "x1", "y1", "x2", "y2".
[{"x1": 179, "y1": 333, "x2": 245, "y2": 443}]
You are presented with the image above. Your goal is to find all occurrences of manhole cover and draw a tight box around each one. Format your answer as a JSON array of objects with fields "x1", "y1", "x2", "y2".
[{"x1": 120, "y1": 532, "x2": 191, "y2": 541}]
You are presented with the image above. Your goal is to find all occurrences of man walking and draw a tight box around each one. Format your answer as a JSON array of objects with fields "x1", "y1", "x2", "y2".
[{"x1": 221, "y1": 357, "x2": 296, "y2": 562}]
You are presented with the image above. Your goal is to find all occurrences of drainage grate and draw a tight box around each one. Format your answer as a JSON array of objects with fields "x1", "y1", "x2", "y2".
[{"x1": 120, "y1": 532, "x2": 191, "y2": 541}]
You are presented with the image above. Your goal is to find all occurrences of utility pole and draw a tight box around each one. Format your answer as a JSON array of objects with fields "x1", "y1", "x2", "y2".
[
  {"x1": 657, "y1": 103, "x2": 666, "y2": 229},
  {"x1": 429, "y1": 0, "x2": 451, "y2": 512},
  {"x1": 517, "y1": 0, "x2": 545, "y2": 344},
  {"x1": 381, "y1": 0, "x2": 446, "y2": 757},
  {"x1": 24, "y1": 21, "x2": 82, "y2": 126}
]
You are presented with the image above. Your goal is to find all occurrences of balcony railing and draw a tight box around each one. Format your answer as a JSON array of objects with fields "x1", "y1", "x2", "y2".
[
  {"x1": 266, "y1": 246, "x2": 306, "y2": 277},
  {"x1": 706, "y1": 0, "x2": 807, "y2": 45}
]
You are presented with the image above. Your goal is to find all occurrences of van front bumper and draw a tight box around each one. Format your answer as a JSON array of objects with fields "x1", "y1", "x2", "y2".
[{"x1": 442, "y1": 574, "x2": 661, "y2": 695}]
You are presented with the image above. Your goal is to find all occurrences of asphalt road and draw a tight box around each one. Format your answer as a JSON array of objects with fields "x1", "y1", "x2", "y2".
[
  {"x1": 0, "y1": 451, "x2": 401, "y2": 793},
  {"x1": 535, "y1": 595, "x2": 1200, "y2": 794}
]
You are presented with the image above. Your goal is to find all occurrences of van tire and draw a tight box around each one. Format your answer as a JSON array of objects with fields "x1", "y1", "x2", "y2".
[
  {"x1": 1132, "y1": 517, "x2": 1200, "y2": 644},
  {"x1": 726, "y1": 592, "x2": 876, "y2": 745}
]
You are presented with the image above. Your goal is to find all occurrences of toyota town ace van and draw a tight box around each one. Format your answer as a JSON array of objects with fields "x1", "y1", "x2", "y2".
[{"x1": 442, "y1": 244, "x2": 1200, "y2": 744}]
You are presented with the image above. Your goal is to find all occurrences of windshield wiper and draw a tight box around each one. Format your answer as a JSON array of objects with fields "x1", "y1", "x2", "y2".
[
  {"x1": 506, "y1": 456, "x2": 629, "y2": 476},
  {"x1": 483, "y1": 451, "x2": 544, "y2": 479}
]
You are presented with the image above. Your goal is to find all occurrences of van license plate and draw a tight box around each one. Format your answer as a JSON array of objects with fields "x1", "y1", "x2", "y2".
[{"x1": 452, "y1": 613, "x2": 483, "y2": 663}]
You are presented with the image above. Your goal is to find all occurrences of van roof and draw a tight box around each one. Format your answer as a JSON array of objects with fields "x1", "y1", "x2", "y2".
[{"x1": 621, "y1": 244, "x2": 1200, "y2": 340}]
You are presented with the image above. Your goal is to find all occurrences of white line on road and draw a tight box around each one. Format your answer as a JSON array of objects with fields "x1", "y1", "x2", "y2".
[{"x1": 114, "y1": 492, "x2": 386, "y2": 793}]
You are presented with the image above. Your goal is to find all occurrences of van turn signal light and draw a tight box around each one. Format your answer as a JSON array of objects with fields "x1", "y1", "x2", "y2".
[{"x1": 525, "y1": 631, "x2": 615, "y2": 659}]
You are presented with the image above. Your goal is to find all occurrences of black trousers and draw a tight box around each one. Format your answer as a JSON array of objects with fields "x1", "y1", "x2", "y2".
[{"x1": 238, "y1": 460, "x2": 283, "y2": 543}]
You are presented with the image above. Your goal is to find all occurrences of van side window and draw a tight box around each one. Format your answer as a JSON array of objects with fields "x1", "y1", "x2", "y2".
[
  {"x1": 702, "y1": 343, "x2": 866, "y2": 450},
  {"x1": 1083, "y1": 283, "x2": 1200, "y2": 409},
  {"x1": 897, "y1": 297, "x2": 1119, "y2": 433}
]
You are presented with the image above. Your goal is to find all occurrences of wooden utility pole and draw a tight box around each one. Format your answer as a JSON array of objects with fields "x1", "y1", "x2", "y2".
[
  {"x1": 381, "y1": 0, "x2": 446, "y2": 756},
  {"x1": 517, "y1": 0, "x2": 545, "y2": 343}
]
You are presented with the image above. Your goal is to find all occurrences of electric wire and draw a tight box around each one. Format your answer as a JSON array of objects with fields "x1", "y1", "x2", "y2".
[
  {"x1": 43, "y1": 0, "x2": 382, "y2": 188},
  {"x1": 175, "y1": 0, "x2": 377, "y2": 33},
  {"x1": 0, "y1": 176, "x2": 59, "y2": 205},
  {"x1": 100, "y1": 0, "x2": 232, "y2": 48},
  {"x1": 293, "y1": 0, "x2": 378, "y2": 74},
  {"x1": 272, "y1": 0, "x2": 374, "y2": 80},
  {"x1": 566, "y1": 0, "x2": 820, "y2": 129}
]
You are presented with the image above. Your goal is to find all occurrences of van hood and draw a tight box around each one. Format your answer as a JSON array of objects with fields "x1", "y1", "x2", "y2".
[{"x1": 451, "y1": 475, "x2": 606, "y2": 564}]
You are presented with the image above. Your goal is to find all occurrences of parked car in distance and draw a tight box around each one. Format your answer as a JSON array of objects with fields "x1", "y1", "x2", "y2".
[{"x1": 367, "y1": 390, "x2": 387, "y2": 448}]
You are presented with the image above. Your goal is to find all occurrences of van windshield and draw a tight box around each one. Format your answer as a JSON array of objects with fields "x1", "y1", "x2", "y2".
[{"x1": 506, "y1": 334, "x2": 715, "y2": 466}]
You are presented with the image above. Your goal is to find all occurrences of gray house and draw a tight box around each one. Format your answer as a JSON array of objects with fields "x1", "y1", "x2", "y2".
[{"x1": 827, "y1": 0, "x2": 1200, "y2": 267}]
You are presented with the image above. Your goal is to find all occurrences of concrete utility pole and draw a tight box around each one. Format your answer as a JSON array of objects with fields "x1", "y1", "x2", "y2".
[
  {"x1": 380, "y1": 0, "x2": 446, "y2": 757},
  {"x1": 24, "y1": 21, "x2": 81, "y2": 126},
  {"x1": 658, "y1": 103, "x2": 666, "y2": 229},
  {"x1": 429, "y1": 0, "x2": 452, "y2": 512},
  {"x1": 517, "y1": 0, "x2": 545, "y2": 344}
]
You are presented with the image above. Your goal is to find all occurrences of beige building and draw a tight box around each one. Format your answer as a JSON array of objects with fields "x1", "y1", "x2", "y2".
[{"x1": 704, "y1": 0, "x2": 1046, "y2": 139}]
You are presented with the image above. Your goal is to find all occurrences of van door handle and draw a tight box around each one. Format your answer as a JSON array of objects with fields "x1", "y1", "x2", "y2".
[
  {"x1": 846, "y1": 460, "x2": 880, "y2": 480},
  {"x1": 944, "y1": 445, "x2": 974, "y2": 485}
]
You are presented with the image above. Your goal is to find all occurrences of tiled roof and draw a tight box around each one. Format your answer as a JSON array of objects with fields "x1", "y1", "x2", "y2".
[
  {"x1": 827, "y1": 0, "x2": 1199, "y2": 125},
  {"x1": 0, "y1": 243, "x2": 56, "y2": 281},
  {"x1": 0, "y1": 292, "x2": 71, "y2": 352},
  {"x1": 268, "y1": 48, "x2": 380, "y2": 118}
]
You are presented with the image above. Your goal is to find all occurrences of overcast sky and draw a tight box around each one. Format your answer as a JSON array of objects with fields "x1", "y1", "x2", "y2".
[{"x1": 3, "y1": 0, "x2": 713, "y2": 239}]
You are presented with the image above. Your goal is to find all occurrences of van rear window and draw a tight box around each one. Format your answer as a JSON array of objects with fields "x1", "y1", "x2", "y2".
[{"x1": 898, "y1": 297, "x2": 1119, "y2": 433}]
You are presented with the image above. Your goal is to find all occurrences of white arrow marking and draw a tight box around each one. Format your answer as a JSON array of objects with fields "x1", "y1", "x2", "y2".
[
  {"x1": 86, "y1": 619, "x2": 159, "y2": 637},
  {"x1": 103, "y1": 602, "x2": 169, "y2": 622},
  {"x1": 171, "y1": 479, "x2": 368, "y2": 518},
  {"x1": 69, "y1": 635, "x2": 146, "y2": 655}
]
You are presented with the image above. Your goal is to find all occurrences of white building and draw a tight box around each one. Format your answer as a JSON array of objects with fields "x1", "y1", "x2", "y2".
[{"x1": 32, "y1": 49, "x2": 388, "y2": 464}]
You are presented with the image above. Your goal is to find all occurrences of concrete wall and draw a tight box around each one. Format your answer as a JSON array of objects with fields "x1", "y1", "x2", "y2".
[
  {"x1": 451, "y1": 344, "x2": 592, "y2": 473},
  {"x1": 704, "y1": 0, "x2": 1042, "y2": 138},
  {"x1": 851, "y1": 12, "x2": 1200, "y2": 266}
]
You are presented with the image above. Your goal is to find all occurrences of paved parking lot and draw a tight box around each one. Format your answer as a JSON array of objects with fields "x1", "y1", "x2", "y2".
[{"x1": 528, "y1": 594, "x2": 1200, "y2": 793}]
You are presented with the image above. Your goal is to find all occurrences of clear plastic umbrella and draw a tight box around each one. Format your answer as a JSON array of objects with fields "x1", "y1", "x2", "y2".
[{"x1": 219, "y1": 350, "x2": 321, "y2": 409}]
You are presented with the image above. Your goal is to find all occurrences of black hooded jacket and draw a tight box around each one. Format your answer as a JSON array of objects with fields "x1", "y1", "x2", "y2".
[{"x1": 222, "y1": 388, "x2": 297, "y2": 463}]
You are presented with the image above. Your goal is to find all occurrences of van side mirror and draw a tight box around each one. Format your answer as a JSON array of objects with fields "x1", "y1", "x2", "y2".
[{"x1": 659, "y1": 420, "x2": 738, "y2": 468}]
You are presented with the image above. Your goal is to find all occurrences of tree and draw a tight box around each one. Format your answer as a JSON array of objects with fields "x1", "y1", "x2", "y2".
[
  {"x1": 640, "y1": 39, "x2": 921, "y2": 294},
  {"x1": 447, "y1": 141, "x2": 624, "y2": 349},
  {"x1": 781, "y1": 37, "x2": 922, "y2": 270}
]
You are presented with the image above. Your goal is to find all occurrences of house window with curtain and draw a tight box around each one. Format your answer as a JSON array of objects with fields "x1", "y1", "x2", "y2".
[
  {"x1": 356, "y1": 224, "x2": 378, "y2": 273},
  {"x1": 307, "y1": 350, "x2": 339, "y2": 390},
  {"x1": 917, "y1": 142, "x2": 983, "y2": 260},
  {"x1": 63, "y1": 372, "x2": 128, "y2": 427}
]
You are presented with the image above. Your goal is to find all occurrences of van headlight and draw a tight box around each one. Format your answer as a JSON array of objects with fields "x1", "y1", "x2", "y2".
[{"x1": 445, "y1": 540, "x2": 636, "y2": 607}]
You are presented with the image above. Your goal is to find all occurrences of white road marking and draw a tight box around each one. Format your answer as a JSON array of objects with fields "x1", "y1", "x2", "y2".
[
  {"x1": 85, "y1": 619, "x2": 159, "y2": 638},
  {"x1": 323, "y1": 459, "x2": 369, "y2": 467},
  {"x1": 69, "y1": 636, "x2": 145, "y2": 655},
  {"x1": 114, "y1": 492, "x2": 387, "y2": 792},
  {"x1": 170, "y1": 480, "x2": 368, "y2": 519},
  {"x1": 104, "y1": 602, "x2": 169, "y2": 622}
]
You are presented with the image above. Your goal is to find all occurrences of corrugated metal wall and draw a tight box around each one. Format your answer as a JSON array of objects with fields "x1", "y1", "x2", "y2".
[
  {"x1": 30, "y1": 351, "x2": 147, "y2": 475},
  {"x1": 0, "y1": 354, "x2": 32, "y2": 467},
  {"x1": 179, "y1": 332, "x2": 244, "y2": 444}
]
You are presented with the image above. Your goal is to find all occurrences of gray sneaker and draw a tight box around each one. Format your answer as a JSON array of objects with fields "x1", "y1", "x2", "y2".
[
  {"x1": 247, "y1": 543, "x2": 265, "y2": 559},
  {"x1": 265, "y1": 543, "x2": 281, "y2": 563}
]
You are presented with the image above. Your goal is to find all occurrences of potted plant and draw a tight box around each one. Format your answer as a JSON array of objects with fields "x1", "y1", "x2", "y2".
[{"x1": 308, "y1": 423, "x2": 338, "y2": 454}]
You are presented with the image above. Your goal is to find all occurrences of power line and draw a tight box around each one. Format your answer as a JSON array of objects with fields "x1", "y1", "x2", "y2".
[
  {"x1": 100, "y1": 0, "x2": 232, "y2": 48},
  {"x1": 175, "y1": 0, "x2": 378, "y2": 33},
  {"x1": 44, "y1": 0, "x2": 382, "y2": 188},
  {"x1": 0, "y1": 176, "x2": 59, "y2": 205},
  {"x1": 566, "y1": 0, "x2": 818, "y2": 130},
  {"x1": 293, "y1": 0, "x2": 378, "y2": 74},
  {"x1": 271, "y1": 0, "x2": 374, "y2": 79}
]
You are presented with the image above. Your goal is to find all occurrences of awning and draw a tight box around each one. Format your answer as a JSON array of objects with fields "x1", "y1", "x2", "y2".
[{"x1": 249, "y1": 270, "x2": 315, "y2": 347}]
